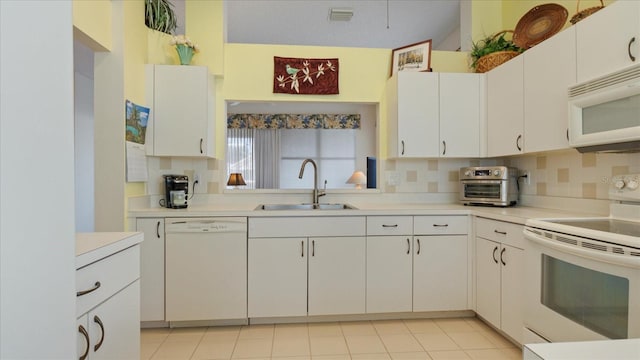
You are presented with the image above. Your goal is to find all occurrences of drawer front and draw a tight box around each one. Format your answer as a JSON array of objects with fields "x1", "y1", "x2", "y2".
[
  {"x1": 76, "y1": 245, "x2": 140, "y2": 317},
  {"x1": 414, "y1": 216, "x2": 468, "y2": 235},
  {"x1": 475, "y1": 217, "x2": 524, "y2": 249},
  {"x1": 367, "y1": 216, "x2": 413, "y2": 235},
  {"x1": 249, "y1": 216, "x2": 365, "y2": 238}
]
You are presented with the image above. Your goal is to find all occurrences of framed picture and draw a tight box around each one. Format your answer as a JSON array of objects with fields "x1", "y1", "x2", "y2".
[{"x1": 390, "y1": 39, "x2": 432, "y2": 76}]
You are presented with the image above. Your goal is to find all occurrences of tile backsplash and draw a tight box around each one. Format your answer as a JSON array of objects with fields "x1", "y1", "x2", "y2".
[{"x1": 145, "y1": 149, "x2": 638, "y2": 202}]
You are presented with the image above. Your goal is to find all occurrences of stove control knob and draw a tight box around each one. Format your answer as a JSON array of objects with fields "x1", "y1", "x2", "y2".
[
  {"x1": 627, "y1": 179, "x2": 639, "y2": 190},
  {"x1": 614, "y1": 179, "x2": 626, "y2": 190},
  {"x1": 464, "y1": 170, "x2": 471, "y2": 177},
  {"x1": 493, "y1": 169, "x2": 501, "y2": 176}
]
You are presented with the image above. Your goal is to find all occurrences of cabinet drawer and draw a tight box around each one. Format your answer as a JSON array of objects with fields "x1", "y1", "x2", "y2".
[
  {"x1": 475, "y1": 217, "x2": 524, "y2": 249},
  {"x1": 249, "y1": 216, "x2": 365, "y2": 237},
  {"x1": 367, "y1": 216, "x2": 413, "y2": 235},
  {"x1": 414, "y1": 216, "x2": 468, "y2": 235},
  {"x1": 76, "y1": 245, "x2": 140, "y2": 317}
]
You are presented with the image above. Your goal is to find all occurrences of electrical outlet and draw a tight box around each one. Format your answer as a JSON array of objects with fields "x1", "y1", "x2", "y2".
[
  {"x1": 388, "y1": 172, "x2": 400, "y2": 186},
  {"x1": 523, "y1": 171, "x2": 531, "y2": 185}
]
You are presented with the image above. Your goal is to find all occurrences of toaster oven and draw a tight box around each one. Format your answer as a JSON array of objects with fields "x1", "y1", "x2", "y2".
[{"x1": 459, "y1": 166, "x2": 518, "y2": 206}]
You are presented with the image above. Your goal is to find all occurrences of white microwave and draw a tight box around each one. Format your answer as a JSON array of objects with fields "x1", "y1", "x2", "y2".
[{"x1": 568, "y1": 63, "x2": 640, "y2": 153}]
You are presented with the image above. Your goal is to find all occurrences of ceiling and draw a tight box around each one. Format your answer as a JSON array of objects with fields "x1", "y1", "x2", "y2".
[{"x1": 223, "y1": 0, "x2": 461, "y2": 50}]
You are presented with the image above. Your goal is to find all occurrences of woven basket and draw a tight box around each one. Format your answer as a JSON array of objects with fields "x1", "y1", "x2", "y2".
[
  {"x1": 474, "y1": 31, "x2": 520, "y2": 73},
  {"x1": 570, "y1": 0, "x2": 605, "y2": 25},
  {"x1": 476, "y1": 50, "x2": 520, "y2": 73}
]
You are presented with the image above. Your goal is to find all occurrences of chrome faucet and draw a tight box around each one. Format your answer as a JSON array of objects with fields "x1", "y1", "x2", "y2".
[{"x1": 298, "y1": 159, "x2": 326, "y2": 204}]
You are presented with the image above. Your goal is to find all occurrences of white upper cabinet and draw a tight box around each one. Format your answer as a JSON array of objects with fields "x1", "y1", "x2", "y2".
[
  {"x1": 387, "y1": 72, "x2": 440, "y2": 158},
  {"x1": 440, "y1": 73, "x2": 486, "y2": 157},
  {"x1": 576, "y1": 0, "x2": 640, "y2": 83},
  {"x1": 487, "y1": 56, "x2": 524, "y2": 157},
  {"x1": 387, "y1": 72, "x2": 485, "y2": 158},
  {"x1": 145, "y1": 65, "x2": 215, "y2": 158},
  {"x1": 524, "y1": 27, "x2": 576, "y2": 153}
]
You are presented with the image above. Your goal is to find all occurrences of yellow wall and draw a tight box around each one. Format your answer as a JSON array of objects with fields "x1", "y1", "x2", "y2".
[
  {"x1": 186, "y1": 0, "x2": 225, "y2": 75},
  {"x1": 73, "y1": 0, "x2": 112, "y2": 51},
  {"x1": 124, "y1": 1, "x2": 149, "y2": 201}
]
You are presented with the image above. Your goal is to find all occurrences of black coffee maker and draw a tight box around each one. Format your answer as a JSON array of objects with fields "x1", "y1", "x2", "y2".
[{"x1": 163, "y1": 175, "x2": 189, "y2": 209}]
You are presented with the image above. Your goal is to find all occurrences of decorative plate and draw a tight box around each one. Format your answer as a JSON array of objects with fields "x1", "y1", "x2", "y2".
[{"x1": 513, "y1": 3, "x2": 568, "y2": 49}]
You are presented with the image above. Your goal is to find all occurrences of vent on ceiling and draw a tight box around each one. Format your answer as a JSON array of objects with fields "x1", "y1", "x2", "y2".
[{"x1": 329, "y1": 8, "x2": 353, "y2": 21}]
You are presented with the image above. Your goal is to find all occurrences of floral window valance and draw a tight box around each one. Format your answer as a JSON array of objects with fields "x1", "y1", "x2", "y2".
[{"x1": 227, "y1": 114, "x2": 360, "y2": 129}]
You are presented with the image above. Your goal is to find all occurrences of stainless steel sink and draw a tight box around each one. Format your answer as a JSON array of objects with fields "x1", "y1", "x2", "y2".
[{"x1": 255, "y1": 203, "x2": 357, "y2": 210}]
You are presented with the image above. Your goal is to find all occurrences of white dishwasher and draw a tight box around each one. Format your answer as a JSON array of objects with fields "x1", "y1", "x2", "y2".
[{"x1": 165, "y1": 217, "x2": 247, "y2": 322}]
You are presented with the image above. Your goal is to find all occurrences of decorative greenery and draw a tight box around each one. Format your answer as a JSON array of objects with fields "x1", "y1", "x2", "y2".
[
  {"x1": 145, "y1": 0, "x2": 177, "y2": 35},
  {"x1": 470, "y1": 32, "x2": 524, "y2": 70}
]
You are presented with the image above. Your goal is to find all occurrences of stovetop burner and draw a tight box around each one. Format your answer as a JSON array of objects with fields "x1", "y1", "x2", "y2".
[{"x1": 547, "y1": 218, "x2": 640, "y2": 238}]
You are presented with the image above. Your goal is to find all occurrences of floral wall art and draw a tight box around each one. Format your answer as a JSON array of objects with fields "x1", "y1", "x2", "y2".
[{"x1": 273, "y1": 56, "x2": 339, "y2": 94}]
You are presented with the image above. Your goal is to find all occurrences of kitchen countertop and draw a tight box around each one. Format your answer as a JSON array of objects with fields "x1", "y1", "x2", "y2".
[
  {"x1": 524, "y1": 339, "x2": 640, "y2": 360},
  {"x1": 129, "y1": 203, "x2": 599, "y2": 225},
  {"x1": 76, "y1": 232, "x2": 143, "y2": 269}
]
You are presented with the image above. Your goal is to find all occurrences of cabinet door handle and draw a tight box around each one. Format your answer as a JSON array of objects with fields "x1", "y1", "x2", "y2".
[
  {"x1": 200, "y1": 138, "x2": 204, "y2": 154},
  {"x1": 401, "y1": 140, "x2": 405, "y2": 155},
  {"x1": 500, "y1": 247, "x2": 507, "y2": 266},
  {"x1": 416, "y1": 238, "x2": 421, "y2": 255},
  {"x1": 78, "y1": 325, "x2": 89, "y2": 360},
  {"x1": 433, "y1": 224, "x2": 449, "y2": 227},
  {"x1": 77, "y1": 281, "x2": 101, "y2": 297},
  {"x1": 406, "y1": 238, "x2": 410, "y2": 254},
  {"x1": 93, "y1": 315, "x2": 105, "y2": 352},
  {"x1": 492, "y1": 246, "x2": 499, "y2": 264},
  {"x1": 156, "y1": 221, "x2": 161, "y2": 238},
  {"x1": 301, "y1": 240, "x2": 304, "y2": 257},
  {"x1": 442, "y1": 140, "x2": 446, "y2": 155},
  {"x1": 516, "y1": 135, "x2": 522, "y2": 151},
  {"x1": 382, "y1": 224, "x2": 398, "y2": 228},
  {"x1": 312, "y1": 240, "x2": 315, "y2": 257},
  {"x1": 629, "y1": 37, "x2": 636, "y2": 62},
  {"x1": 494, "y1": 230, "x2": 507, "y2": 235},
  {"x1": 566, "y1": 128, "x2": 569, "y2": 142}
]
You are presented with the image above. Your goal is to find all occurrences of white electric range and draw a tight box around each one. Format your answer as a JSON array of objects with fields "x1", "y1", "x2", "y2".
[{"x1": 523, "y1": 174, "x2": 640, "y2": 343}]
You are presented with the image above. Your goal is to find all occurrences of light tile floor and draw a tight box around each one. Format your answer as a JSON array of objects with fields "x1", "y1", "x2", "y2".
[{"x1": 141, "y1": 318, "x2": 522, "y2": 360}]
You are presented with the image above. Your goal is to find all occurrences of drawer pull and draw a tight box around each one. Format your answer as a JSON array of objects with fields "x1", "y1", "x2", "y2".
[
  {"x1": 93, "y1": 315, "x2": 105, "y2": 351},
  {"x1": 77, "y1": 281, "x2": 101, "y2": 297},
  {"x1": 382, "y1": 224, "x2": 398, "y2": 228},
  {"x1": 406, "y1": 238, "x2": 410, "y2": 254},
  {"x1": 78, "y1": 325, "x2": 89, "y2": 360},
  {"x1": 433, "y1": 224, "x2": 449, "y2": 227},
  {"x1": 492, "y1": 246, "x2": 499, "y2": 264},
  {"x1": 494, "y1": 230, "x2": 507, "y2": 235}
]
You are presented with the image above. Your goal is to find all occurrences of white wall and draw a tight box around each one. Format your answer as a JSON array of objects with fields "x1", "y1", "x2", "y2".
[
  {"x1": 0, "y1": 2, "x2": 76, "y2": 358},
  {"x1": 74, "y1": 41, "x2": 95, "y2": 232}
]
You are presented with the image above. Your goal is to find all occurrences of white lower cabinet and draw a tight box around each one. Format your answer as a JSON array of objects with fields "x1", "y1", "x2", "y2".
[
  {"x1": 365, "y1": 215, "x2": 469, "y2": 314},
  {"x1": 247, "y1": 216, "x2": 366, "y2": 318},
  {"x1": 308, "y1": 236, "x2": 366, "y2": 316},
  {"x1": 77, "y1": 281, "x2": 140, "y2": 360},
  {"x1": 248, "y1": 237, "x2": 308, "y2": 318},
  {"x1": 135, "y1": 218, "x2": 165, "y2": 322},
  {"x1": 475, "y1": 217, "x2": 524, "y2": 344},
  {"x1": 413, "y1": 235, "x2": 468, "y2": 311},
  {"x1": 76, "y1": 243, "x2": 141, "y2": 360},
  {"x1": 366, "y1": 235, "x2": 413, "y2": 313}
]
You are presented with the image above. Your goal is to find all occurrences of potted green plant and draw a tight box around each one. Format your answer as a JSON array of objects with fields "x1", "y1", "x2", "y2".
[
  {"x1": 145, "y1": 0, "x2": 177, "y2": 35},
  {"x1": 470, "y1": 31, "x2": 524, "y2": 73}
]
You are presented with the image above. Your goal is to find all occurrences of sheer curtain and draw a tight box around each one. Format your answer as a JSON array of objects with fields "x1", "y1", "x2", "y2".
[
  {"x1": 254, "y1": 129, "x2": 281, "y2": 188},
  {"x1": 226, "y1": 128, "x2": 255, "y2": 188}
]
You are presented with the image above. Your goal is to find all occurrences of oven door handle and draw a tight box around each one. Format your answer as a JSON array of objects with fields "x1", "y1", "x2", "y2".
[
  {"x1": 462, "y1": 180, "x2": 503, "y2": 185},
  {"x1": 524, "y1": 228, "x2": 640, "y2": 268}
]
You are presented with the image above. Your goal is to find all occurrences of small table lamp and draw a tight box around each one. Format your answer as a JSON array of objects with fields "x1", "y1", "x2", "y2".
[
  {"x1": 346, "y1": 170, "x2": 366, "y2": 190},
  {"x1": 227, "y1": 173, "x2": 246, "y2": 189}
]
